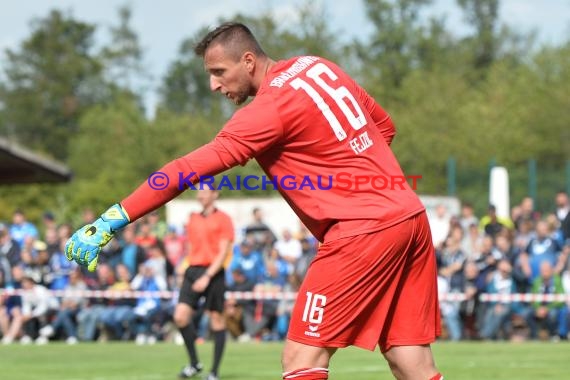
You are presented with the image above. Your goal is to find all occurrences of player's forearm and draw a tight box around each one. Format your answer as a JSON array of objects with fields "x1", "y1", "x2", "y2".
[
  {"x1": 121, "y1": 142, "x2": 238, "y2": 222},
  {"x1": 204, "y1": 240, "x2": 232, "y2": 278},
  {"x1": 121, "y1": 157, "x2": 195, "y2": 221}
]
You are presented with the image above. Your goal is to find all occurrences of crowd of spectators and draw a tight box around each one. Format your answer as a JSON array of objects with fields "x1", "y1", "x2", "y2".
[
  {"x1": 435, "y1": 192, "x2": 570, "y2": 342},
  {"x1": 0, "y1": 206, "x2": 317, "y2": 345},
  {"x1": 1, "y1": 191, "x2": 569, "y2": 345}
]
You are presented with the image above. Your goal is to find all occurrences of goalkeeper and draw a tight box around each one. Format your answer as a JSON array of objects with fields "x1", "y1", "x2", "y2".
[{"x1": 66, "y1": 22, "x2": 443, "y2": 380}]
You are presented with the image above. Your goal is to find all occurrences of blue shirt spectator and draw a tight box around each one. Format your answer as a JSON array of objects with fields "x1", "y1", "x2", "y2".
[
  {"x1": 526, "y1": 221, "x2": 561, "y2": 281},
  {"x1": 9, "y1": 210, "x2": 39, "y2": 249},
  {"x1": 228, "y1": 240, "x2": 265, "y2": 286}
]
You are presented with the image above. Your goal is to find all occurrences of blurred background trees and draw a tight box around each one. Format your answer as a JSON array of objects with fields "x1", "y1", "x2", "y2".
[{"x1": 0, "y1": 0, "x2": 568, "y2": 223}]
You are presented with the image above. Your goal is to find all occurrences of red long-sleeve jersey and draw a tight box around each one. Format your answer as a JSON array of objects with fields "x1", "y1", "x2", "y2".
[{"x1": 122, "y1": 56, "x2": 424, "y2": 242}]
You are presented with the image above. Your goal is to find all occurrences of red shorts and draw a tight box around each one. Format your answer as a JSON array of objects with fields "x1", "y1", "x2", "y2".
[{"x1": 287, "y1": 211, "x2": 440, "y2": 352}]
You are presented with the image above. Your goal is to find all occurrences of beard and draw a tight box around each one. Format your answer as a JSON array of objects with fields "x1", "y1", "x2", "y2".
[
  {"x1": 227, "y1": 77, "x2": 254, "y2": 105},
  {"x1": 229, "y1": 87, "x2": 251, "y2": 105},
  {"x1": 232, "y1": 91, "x2": 249, "y2": 105}
]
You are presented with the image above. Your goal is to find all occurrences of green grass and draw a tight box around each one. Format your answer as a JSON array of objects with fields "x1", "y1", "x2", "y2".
[{"x1": 0, "y1": 341, "x2": 567, "y2": 379}]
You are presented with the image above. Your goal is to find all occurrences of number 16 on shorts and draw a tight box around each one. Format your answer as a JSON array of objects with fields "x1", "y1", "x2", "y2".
[{"x1": 302, "y1": 292, "x2": 327, "y2": 337}]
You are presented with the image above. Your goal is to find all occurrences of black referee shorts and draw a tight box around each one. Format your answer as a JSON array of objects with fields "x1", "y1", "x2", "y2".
[{"x1": 178, "y1": 266, "x2": 226, "y2": 313}]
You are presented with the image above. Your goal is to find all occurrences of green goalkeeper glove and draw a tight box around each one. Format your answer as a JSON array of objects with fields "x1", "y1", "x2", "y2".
[{"x1": 65, "y1": 204, "x2": 130, "y2": 272}]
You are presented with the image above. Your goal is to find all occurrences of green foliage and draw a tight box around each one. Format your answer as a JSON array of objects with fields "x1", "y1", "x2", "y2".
[
  {"x1": 65, "y1": 95, "x2": 150, "y2": 216},
  {"x1": 0, "y1": 1, "x2": 568, "y2": 222},
  {"x1": 0, "y1": 10, "x2": 104, "y2": 160}
]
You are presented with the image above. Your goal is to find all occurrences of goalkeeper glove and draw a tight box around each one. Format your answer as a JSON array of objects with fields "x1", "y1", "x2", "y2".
[{"x1": 65, "y1": 204, "x2": 130, "y2": 272}]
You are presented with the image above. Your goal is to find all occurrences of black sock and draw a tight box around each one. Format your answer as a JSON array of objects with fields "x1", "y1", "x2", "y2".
[
  {"x1": 179, "y1": 323, "x2": 199, "y2": 367},
  {"x1": 211, "y1": 329, "x2": 226, "y2": 375}
]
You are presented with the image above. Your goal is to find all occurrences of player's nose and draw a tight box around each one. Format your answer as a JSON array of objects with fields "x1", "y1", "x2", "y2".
[{"x1": 210, "y1": 76, "x2": 222, "y2": 92}]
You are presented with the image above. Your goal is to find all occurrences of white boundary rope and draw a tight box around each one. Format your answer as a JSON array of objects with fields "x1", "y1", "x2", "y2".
[{"x1": 1, "y1": 288, "x2": 569, "y2": 303}]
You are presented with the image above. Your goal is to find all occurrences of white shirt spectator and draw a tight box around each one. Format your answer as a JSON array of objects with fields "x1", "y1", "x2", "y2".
[
  {"x1": 429, "y1": 204, "x2": 451, "y2": 249},
  {"x1": 274, "y1": 229, "x2": 302, "y2": 268},
  {"x1": 21, "y1": 283, "x2": 58, "y2": 318}
]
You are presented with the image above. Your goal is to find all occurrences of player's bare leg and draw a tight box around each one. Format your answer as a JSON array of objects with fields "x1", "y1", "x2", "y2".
[
  {"x1": 382, "y1": 344, "x2": 442, "y2": 380},
  {"x1": 281, "y1": 339, "x2": 337, "y2": 379}
]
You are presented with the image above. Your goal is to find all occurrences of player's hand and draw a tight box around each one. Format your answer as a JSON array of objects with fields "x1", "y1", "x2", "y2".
[{"x1": 65, "y1": 204, "x2": 130, "y2": 272}]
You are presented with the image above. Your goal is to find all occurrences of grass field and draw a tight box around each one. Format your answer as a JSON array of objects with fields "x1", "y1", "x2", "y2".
[{"x1": 0, "y1": 341, "x2": 567, "y2": 379}]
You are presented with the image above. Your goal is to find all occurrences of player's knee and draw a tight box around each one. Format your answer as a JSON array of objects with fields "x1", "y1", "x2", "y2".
[
  {"x1": 209, "y1": 311, "x2": 225, "y2": 330},
  {"x1": 173, "y1": 305, "x2": 191, "y2": 328},
  {"x1": 282, "y1": 341, "x2": 333, "y2": 371}
]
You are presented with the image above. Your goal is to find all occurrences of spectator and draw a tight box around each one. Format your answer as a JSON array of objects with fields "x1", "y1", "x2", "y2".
[
  {"x1": 9, "y1": 209, "x2": 39, "y2": 250},
  {"x1": 479, "y1": 259, "x2": 519, "y2": 340},
  {"x1": 0, "y1": 266, "x2": 24, "y2": 344},
  {"x1": 437, "y1": 275, "x2": 462, "y2": 341},
  {"x1": 545, "y1": 213, "x2": 565, "y2": 248},
  {"x1": 47, "y1": 238, "x2": 75, "y2": 290},
  {"x1": 99, "y1": 235, "x2": 123, "y2": 269},
  {"x1": 38, "y1": 268, "x2": 87, "y2": 344},
  {"x1": 57, "y1": 223, "x2": 73, "y2": 246},
  {"x1": 98, "y1": 264, "x2": 136, "y2": 341},
  {"x1": 294, "y1": 237, "x2": 317, "y2": 280},
  {"x1": 459, "y1": 261, "x2": 483, "y2": 340},
  {"x1": 258, "y1": 258, "x2": 290, "y2": 341},
  {"x1": 228, "y1": 240, "x2": 265, "y2": 286},
  {"x1": 144, "y1": 240, "x2": 171, "y2": 286},
  {"x1": 515, "y1": 197, "x2": 540, "y2": 230},
  {"x1": 44, "y1": 226, "x2": 60, "y2": 256},
  {"x1": 479, "y1": 204, "x2": 514, "y2": 238},
  {"x1": 520, "y1": 220, "x2": 562, "y2": 282},
  {"x1": 134, "y1": 222, "x2": 158, "y2": 250},
  {"x1": 430, "y1": 204, "x2": 451, "y2": 250},
  {"x1": 555, "y1": 191, "x2": 570, "y2": 242},
  {"x1": 76, "y1": 263, "x2": 115, "y2": 341},
  {"x1": 119, "y1": 225, "x2": 146, "y2": 276},
  {"x1": 527, "y1": 261, "x2": 568, "y2": 340},
  {"x1": 495, "y1": 234, "x2": 519, "y2": 265},
  {"x1": 0, "y1": 223, "x2": 21, "y2": 267},
  {"x1": 131, "y1": 262, "x2": 168, "y2": 345},
  {"x1": 463, "y1": 223, "x2": 484, "y2": 261},
  {"x1": 274, "y1": 229, "x2": 302, "y2": 273},
  {"x1": 474, "y1": 236, "x2": 503, "y2": 285},
  {"x1": 147, "y1": 210, "x2": 169, "y2": 240},
  {"x1": 513, "y1": 219, "x2": 535, "y2": 253},
  {"x1": 163, "y1": 226, "x2": 186, "y2": 268},
  {"x1": 244, "y1": 207, "x2": 277, "y2": 254},
  {"x1": 225, "y1": 268, "x2": 256, "y2": 340},
  {"x1": 437, "y1": 236, "x2": 466, "y2": 341},
  {"x1": 20, "y1": 275, "x2": 58, "y2": 344},
  {"x1": 459, "y1": 203, "x2": 478, "y2": 234},
  {"x1": 22, "y1": 240, "x2": 52, "y2": 287}
]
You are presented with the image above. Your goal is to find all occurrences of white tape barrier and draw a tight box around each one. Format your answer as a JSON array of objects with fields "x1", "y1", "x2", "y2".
[{"x1": 1, "y1": 288, "x2": 570, "y2": 303}]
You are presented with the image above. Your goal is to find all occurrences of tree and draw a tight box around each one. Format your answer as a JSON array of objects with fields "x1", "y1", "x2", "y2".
[
  {"x1": 100, "y1": 5, "x2": 152, "y2": 110},
  {"x1": 457, "y1": 0, "x2": 500, "y2": 70},
  {"x1": 65, "y1": 95, "x2": 150, "y2": 214},
  {"x1": 158, "y1": 29, "x2": 224, "y2": 117},
  {"x1": 159, "y1": 2, "x2": 342, "y2": 117},
  {"x1": 355, "y1": 0, "x2": 433, "y2": 96},
  {"x1": 0, "y1": 10, "x2": 104, "y2": 160}
]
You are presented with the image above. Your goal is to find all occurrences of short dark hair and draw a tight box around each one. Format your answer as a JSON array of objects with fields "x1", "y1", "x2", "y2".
[{"x1": 194, "y1": 22, "x2": 265, "y2": 60}]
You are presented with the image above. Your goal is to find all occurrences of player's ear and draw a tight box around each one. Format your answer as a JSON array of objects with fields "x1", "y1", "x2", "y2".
[{"x1": 242, "y1": 51, "x2": 256, "y2": 72}]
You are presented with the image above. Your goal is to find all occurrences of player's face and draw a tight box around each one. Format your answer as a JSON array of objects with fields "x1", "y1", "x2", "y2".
[
  {"x1": 204, "y1": 44, "x2": 254, "y2": 105},
  {"x1": 196, "y1": 188, "x2": 218, "y2": 208}
]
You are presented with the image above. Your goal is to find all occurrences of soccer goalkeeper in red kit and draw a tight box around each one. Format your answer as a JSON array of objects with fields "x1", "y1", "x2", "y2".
[{"x1": 66, "y1": 22, "x2": 444, "y2": 380}]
